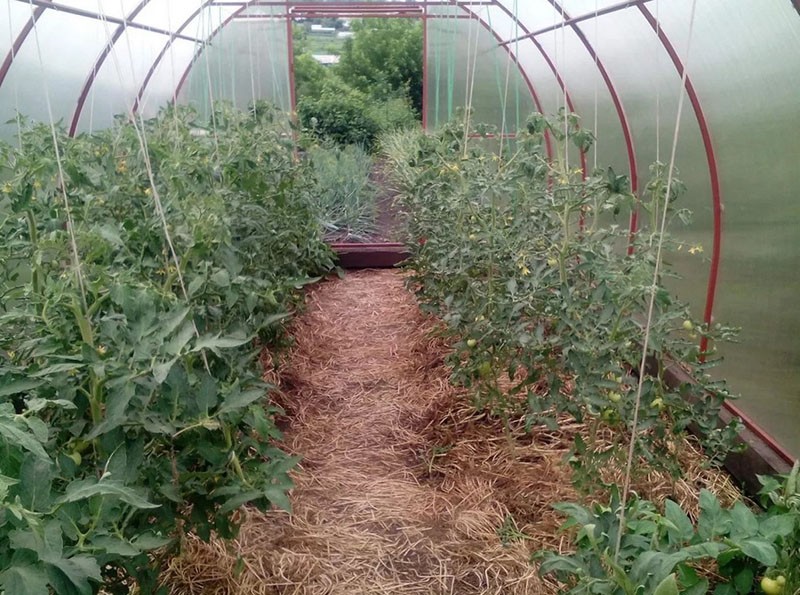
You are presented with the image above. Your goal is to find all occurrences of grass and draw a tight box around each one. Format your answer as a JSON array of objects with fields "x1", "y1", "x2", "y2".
[{"x1": 307, "y1": 143, "x2": 377, "y2": 242}]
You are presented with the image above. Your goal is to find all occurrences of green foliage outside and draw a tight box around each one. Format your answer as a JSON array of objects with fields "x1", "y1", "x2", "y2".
[
  {"x1": 337, "y1": 20, "x2": 423, "y2": 115},
  {"x1": 0, "y1": 102, "x2": 334, "y2": 594},
  {"x1": 293, "y1": 19, "x2": 422, "y2": 151}
]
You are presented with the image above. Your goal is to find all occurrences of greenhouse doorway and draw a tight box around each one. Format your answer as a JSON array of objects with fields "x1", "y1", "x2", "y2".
[{"x1": 288, "y1": 4, "x2": 425, "y2": 268}]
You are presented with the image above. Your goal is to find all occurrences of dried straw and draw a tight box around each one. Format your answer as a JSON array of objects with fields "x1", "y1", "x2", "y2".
[{"x1": 161, "y1": 270, "x2": 740, "y2": 595}]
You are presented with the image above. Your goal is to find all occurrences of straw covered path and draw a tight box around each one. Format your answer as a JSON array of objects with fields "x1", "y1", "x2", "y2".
[
  {"x1": 164, "y1": 270, "x2": 565, "y2": 594},
  {"x1": 163, "y1": 270, "x2": 740, "y2": 595}
]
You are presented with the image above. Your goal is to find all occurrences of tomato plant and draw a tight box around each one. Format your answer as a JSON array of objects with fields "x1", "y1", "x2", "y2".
[
  {"x1": 537, "y1": 485, "x2": 798, "y2": 594},
  {"x1": 385, "y1": 111, "x2": 742, "y2": 484},
  {"x1": 0, "y1": 102, "x2": 334, "y2": 594}
]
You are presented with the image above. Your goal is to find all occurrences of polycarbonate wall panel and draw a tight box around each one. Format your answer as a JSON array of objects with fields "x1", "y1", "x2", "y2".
[
  {"x1": 426, "y1": 8, "x2": 536, "y2": 134},
  {"x1": 526, "y1": 24, "x2": 629, "y2": 178},
  {"x1": 0, "y1": 11, "x2": 108, "y2": 140},
  {"x1": 136, "y1": 39, "x2": 198, "y2": 117},
  {"x1": 179, "y1": 14, "x2": 292, "y2": 120},
  {"x1": 76, "y1": 28, "x2": 174, "y2": 134},
  {"x1": 654, "y1": 0, "x2": 800, "y2": 455}
]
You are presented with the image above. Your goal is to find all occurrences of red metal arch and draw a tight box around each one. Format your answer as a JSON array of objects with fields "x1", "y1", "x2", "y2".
[
  {"x1": 636, "y1": 5, "x2": 723, "y2": 359},
  {"x1": 544, "y1": 0, "x2": 640, "y2": 250},
  {"x1": 131, "y1": 3, "x2": 216, "y2": 113},
  {"x1": 0, "y1": 3, "x2": 48, "y2": 91},
  {"x1": 454, "y1": 6, "x2": 554, "y2": 159},
  {"x1": 68, "y1": 0, "x2": 153, "y2": 136}
]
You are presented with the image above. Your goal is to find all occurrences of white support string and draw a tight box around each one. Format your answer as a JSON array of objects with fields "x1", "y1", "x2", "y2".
[
  {"x1": 5, "y1": 0, "x2": 23, "y2": 147},
  {"x1": 498, "y1": 0, "x2": 518, "y2": 158},
  {"x1": 614, "y1": 0, "x2": 699, "y2": 562},
  {"x1": 245, "y1": 8, "x2": 257, "y2": 108},
  {"x1": 164, "y1": 0, "x2": 181, "y2": 138},
  {"x1": 201, "y1": 7, "x2": 221, "y2": 160},
  {"x1": 593, "y1": 0, "x2": 599, "y2": 170},
  {"x1": 655, "y1": 0, "x2": 662, "y2": 164},
  {"x1": 26, "y1": 0, "x2": 88, "y2": 308},
  {"x1": 461, "y1": 5, "x2": 478, "y2": 147},
  {"x1": 559, "y1": 2, "x2": 568, "y2": 171}
]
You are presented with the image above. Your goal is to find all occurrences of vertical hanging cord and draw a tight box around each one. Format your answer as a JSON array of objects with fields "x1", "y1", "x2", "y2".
[
  {"x1": 593, "y1": 0, "x2": 599, "y2": 170},
  {"x1": 655, "y1": 0, "x2": 662, "y2": 165},
  {"x1": 254, "y1": 13, "x2": 264, "y2": 103},
  {"x1": 560, "y1": 2, "x2": 568, "y2": 171},
  {"x1": 202, "y1": 7, "x2": 221, "y2": 159},
  {"x1": 446, "y1": 4, "x2": 456, "y2": 121},
  {"x1": 6, "y1": 0, "x2": 23, "y2": 146},
  {"x1": 461, "y1": 4, "x2": 476, "y2": 144},
  {"x1": 463, "y1": 7, "x2": 482, "y2": 156},
  {"x1": 498, "y1": 2, "x2": 517, "y2": 158},
  {"x1": 513, "y1": 0, "x2": 521, "y2": 132},
  {"x1": 26, "y1": 0, "x2": 87, "y2": 308},
  {"x1": 245, "y1": 9, "x2": 257, "y2": 107},
  {"x1": 432, "y1": 9, "x2": 441, "y2": 128},
  {"x1": 164, "y1": 2, "x2": 181, "y2": 145},
  {"x1": 613, "y1": 0, "x2": 699, "y2": 562}
]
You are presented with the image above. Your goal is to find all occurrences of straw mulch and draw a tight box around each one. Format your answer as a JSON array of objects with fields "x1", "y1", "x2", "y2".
[{"x1": 161, "y1": 270, "x2": 741, "y2": 595}]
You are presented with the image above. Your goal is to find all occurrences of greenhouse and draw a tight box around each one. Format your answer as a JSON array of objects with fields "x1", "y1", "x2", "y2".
[{"x1": 1, "y1": 1, "x2": 799, "y2": 593}]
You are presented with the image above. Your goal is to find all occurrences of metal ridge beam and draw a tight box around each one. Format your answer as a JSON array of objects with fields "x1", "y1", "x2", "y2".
[
  {"x1": 13, "y1": 0, "x2": 205, "y2": 43},
  {"x1": 501, "y1": 0, "x2": 654, "y2": 47}
]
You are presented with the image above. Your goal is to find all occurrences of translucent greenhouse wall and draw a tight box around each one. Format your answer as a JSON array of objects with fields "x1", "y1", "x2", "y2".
[
  {"x1": 422, "y1": 0, "x2": 800, "y2": 457},
  {"x1": 1, "y1": 0, "x2": 799, "y2": 458}
]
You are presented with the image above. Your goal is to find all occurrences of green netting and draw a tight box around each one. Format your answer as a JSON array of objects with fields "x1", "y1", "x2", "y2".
[
  {"x1": 179, "y1": 10, "x2": 291, "y2": 120},
  {"x1": 426, "y1": 7, "x2": 536, "y2": 135}
]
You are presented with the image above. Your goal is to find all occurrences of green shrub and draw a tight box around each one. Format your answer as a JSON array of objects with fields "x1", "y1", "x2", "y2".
[{"x1": 297, "y1": 82, "x2": 381, "y2": 150}]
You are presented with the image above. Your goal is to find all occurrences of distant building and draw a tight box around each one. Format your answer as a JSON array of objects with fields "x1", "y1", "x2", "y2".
[
  {"x1": 310, "y1": 24, "x2": 337, "y2": 36},
  {"x1": 312, "y1": 54, "x2": 340, "y2": 66}
]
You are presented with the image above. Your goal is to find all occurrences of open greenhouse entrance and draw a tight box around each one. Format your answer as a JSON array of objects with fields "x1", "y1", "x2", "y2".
[{"x1": 289, "y1": 5, "x2": 426, "y2": 266}]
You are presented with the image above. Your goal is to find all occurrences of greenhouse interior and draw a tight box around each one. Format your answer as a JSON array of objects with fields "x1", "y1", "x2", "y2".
[{"x1": 1, "y1": 1, "x2": 799, "y2": 593}]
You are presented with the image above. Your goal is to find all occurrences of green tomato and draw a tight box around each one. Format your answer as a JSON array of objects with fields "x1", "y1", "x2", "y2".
[
  {"x1": 776, "y1": 577, "x2": 786, "y2": 587},
  {"x1": 683, "y1": 320, "x2": 694, "y2": 331},
  {"x1": 477, "y1": 361, "x2": 492, "y2": 378},
  {"x1": 608, "y1": 392, "x2": 622, "y2": 403},
  {"x1": 601, "y1": 408, "x2": 618, "y2": 423},
  {"x1": 466, "y1": 338, "x2": 477, "y2": 348},
  {"x1": 650, "y1": 398, "x2": 665, "y2": 410},
  {"x1": 67, "y1": 451, "x2": 82, "y2": 466},
  {"x1": 761, "y1": 577, "x2": 783, "y2": 594}
]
